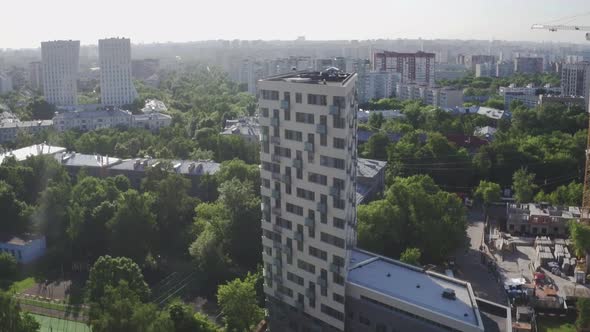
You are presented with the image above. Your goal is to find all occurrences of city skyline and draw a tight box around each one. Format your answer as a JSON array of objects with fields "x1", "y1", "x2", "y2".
[{"x1": 1, "y1": 0, "x2": 589, "y2": 49}]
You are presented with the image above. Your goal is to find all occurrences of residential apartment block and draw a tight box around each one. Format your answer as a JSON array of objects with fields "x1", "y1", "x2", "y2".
[
  {"x1": 470, "y1": 55, "x2": 496, "y2": 72},
  {"x1": 0, "y1": 73, "x2": 13, "y2": 95},
  {"x1": 52, "y1": 108, "x2": 171, "y2": 132},
  {"x1": 561, "y1": 62, "x2": 589, "y2": 97},
  {"x1": 514, "y1": 57, "x2": 544, "y2": 74},
  {"x1": 373, "y1": 51, "x2": 436, "y2": 86},
  {"x1": 28, "y1": 61, "x2": 43, "y2": 91},
  {"x1": 257, "y1": 70, "x2": 500, "y2": 332},
  {"x1": 41, "y1": 40, "x2": 80, "y2": 106},
  {"x1": 258, "y1": 69, "x2": 358, "y2": 331},
  {"x1": 0, "y1": 120, "x2": 53, "y2": 144},
  {"x1": 506, "y1": 203, "x2": 580, "y2": 236},
  {"x1": 396, "y1": 83, "x2": 463, "y2": 108},
  {"x1": 99, "y1": 38, "x2": 138, "y2": 107}
]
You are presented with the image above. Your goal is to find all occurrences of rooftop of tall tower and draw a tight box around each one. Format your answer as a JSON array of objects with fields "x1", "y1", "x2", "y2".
[{"x1": 261, "y1": 68, "x2": 355, "y2": 86}]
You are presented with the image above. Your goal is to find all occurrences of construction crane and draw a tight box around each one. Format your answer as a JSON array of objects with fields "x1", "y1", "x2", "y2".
[
  {"x1": 531, "y1": 24, "x2": 590, "y2": 40},
  {"x1": 531, "y1": 23, "x2": 590, "y2": 221}
]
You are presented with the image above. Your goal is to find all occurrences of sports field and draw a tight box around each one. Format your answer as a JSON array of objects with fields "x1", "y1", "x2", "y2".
[{"x1": 31, "y1": 314, "x2": 92, "y2": 332}]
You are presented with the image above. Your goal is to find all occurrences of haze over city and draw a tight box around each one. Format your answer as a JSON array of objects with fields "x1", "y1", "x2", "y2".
[{"x1": 1, "y1": 0, "x2": 590, "y2": 48}]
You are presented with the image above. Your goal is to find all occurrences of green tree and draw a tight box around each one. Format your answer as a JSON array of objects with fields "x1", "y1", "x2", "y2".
[
  {"x1": 0, "y1": 181, "x2": 29, "y2": 236},
  {"x1": 217, "y1": 273, "x2": 264, "y2": 332},
  {"x1": 400, "y1": 248, "x2": 421, "y2": 266},
  {"x1": 27, "y1": 97, "x2": 56, "y2": 120},
  {"x1": 358, "y1": 175, "x2": 466, "y2": 263},
  {"x1": 86, "y1": 256, "x2": 150, "y2": 303},
  {"x1": 168, "y1": 302, "x2": 219, "y2": 332},
  {"x1": 107, "y1": 190, "x2": 157, "y2": 263},
  {"x1": 362, "y1": 132, "x2": 390, "y2": 160},
  {"x1": 474, "y1": 180, "x2": 501, "y2": 219},
  {"x1": 368, "y1": 112, "x2": 385, "y2": 129},
  {"x1": 0, "y1": 253, "x2": 17, "y2": 289},
  {"x1": 577, "y1": 298, "x2": 590, "y2": 330},
  {"x1": 513, "y1": 168, "x2": 538, "y2": 203},
  {"x1": 89, "y1": 280, "x2": 171, "y2": 332},
  {"x1": 0, "y1": 290, "x2": 40, "y2": 332}
]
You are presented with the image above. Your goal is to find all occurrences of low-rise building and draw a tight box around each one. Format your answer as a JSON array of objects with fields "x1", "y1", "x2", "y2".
[
  {"x1": 506, "y1": 203, "x2": 580, "y2": 236},
  {"x1": 0, "y1": 120, "x2": 54, "y2": 144},
  {"x1": 141, "y1": 99, "x2": 168, "y2": 113},
  {"x1": 473, "y1": 126, "x2": 497, "y2": 141},
  {"x1": 0, "y1": 235, "x2": 46, "y2": 264},
  {"x1": 220, "y1": 117, "x2": 260, "y2": 143},
  {"x1": 346, "y1": 248, "x2": 486, "y2": 332},
  {"x1": 539, "y1": 95, "x2": 586, "y2": 108},
  {"x1": 53, "y1": 108, "x2": 171, "y2": 132},
  {"x1": 356, "y1": 158, "x2": 386, "y2": 204},
  {"x1": 0, "y1": 143, "x2": 65, "y2": 164},
  {"x1": 396, "y1": 83, "x2": 463, "y2": 108},
  {"x1": 108, "y1": 158, "x2": 220, "y2": 199},
  {"x1": 54, "y1": 152, "x2": 122, "y2": 178},
  {"x1": 356, "y1": 110, "x2": 405, "y2": 123}
]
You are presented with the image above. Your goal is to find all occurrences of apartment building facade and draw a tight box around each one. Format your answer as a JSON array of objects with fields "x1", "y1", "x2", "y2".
[
  {"x1": 99, "y1": 38, "x2": 138, "y2": 107},
  {"x1": 41, "y1": 40, "x2": 80, "y2": 106},
  {"x1": 514, "y1": 57, "x2": 544, "y2": 74},
  {"x1": 561, "y1": 62, "x2": 589, "y2": 97},
  {"x1": 258, "y1": 70, "x2": 358, "y2": 331},
  {"x1": 373, "y1": 51, "x2": 436, "y2": 86}
]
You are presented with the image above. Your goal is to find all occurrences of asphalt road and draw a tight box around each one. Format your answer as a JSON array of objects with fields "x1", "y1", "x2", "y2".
[{"x1": 453, "y1": 210, "x2": 508, "y2": 305}]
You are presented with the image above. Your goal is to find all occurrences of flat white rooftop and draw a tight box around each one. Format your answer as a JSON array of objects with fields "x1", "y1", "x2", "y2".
[
  {"x1": 0, "y1": 144, "x2": 66, "y2": 164},
  {"x1": 347, "y1": 248, "x2": 481, "y2": 327}
]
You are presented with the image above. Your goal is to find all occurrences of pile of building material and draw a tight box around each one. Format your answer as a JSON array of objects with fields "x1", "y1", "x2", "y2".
[
  {"x1": 534, "y1": 236, "x2": 552, "y2": 247},
  {"x1": 535, "y1": 245, "x2": 554, "y2": 268}
]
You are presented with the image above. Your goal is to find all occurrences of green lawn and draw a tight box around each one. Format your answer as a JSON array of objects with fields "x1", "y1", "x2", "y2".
[
  {"x1": 537, "y1": 316, "x2": 576, "y2": 332},
  {"x1": 19, "y1": 297, "x2": 88, "y2": 316},
  {"x1": 30, "y1": 313, "x2": 92, "y2": 332},
  {"x1": 9, "y1": 277, "x2": 36, "y2": 293}
]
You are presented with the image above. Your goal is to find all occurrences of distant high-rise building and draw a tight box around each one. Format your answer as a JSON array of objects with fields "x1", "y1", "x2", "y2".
[
  {"x1": 41, "y1": 40, "x2": 80, "y2": 106},
  {"x1": 0, "y1": 73, "x2": 13, "y2": 95},
  {"x1": 28, "y1": 61, "x2": 43, "y2": 91},
  {"x1": 99, "y1": 38, "x2": 138, "y2": 107},
  {"x1": 470, "y1": 55, "x2": 496, "y2": 72},
  {"x1": 358, "y1": 71, "x2": 400, "y2": 103},
  {"x1": 457, "y1": 54, "x2": 466, "y2": 66},
  {"x1": 131, "y1": 59, "x2": 160, "y2": 80},
  {"x1": 561, "y1": 62, "x2": 589, "y2": 97},
  {"x1": 514, "y1": 57, "x2": 544, "y2": 74},
  {"x1": 496, "y1": 61, "x2": 514, "y2": 78},
  {"x1": 373, "y1": 51, "x2": 436, "y2": 86},
  {"x1": 475, "y1": 63, "x2": 494, "y2": 78}
]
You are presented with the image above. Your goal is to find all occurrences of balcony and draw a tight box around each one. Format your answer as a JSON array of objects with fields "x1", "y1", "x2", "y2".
[
  {"x1": 261, "y1": 202, "x2": 270, "y2": 213},
  {"x1": 317, "y1": 276, "x2": 327, "y2": 288},
  {"x1": 304, "y1": 142, "x2": 314, "y2": 152},
  {"x1": 271, "y1": 172, "x2": 281, "y2": 181},
  {"x1": 281, "y1": 174, "x2": 291, "y2": 184},
  {"x1": 272, "y1": 207, "x2": 282, "y2": 216},
  {"x1": 330, "y1": 186, "x2": 341, "y2": 198},
  {"x1": 282, "y1": 245, "x2": 292, "y2": 256},
  {"x1": 329, "y1": 263, "x2": 342, "y2": 274},
  {"x1": 329, "y1": 105, "x2": 340, "y2": 116},
  {"x1": 271, "y1": 154, "x2": 281, "y2": 163},
  {"x1": 274, "y1": 290, "x2": 283, "y2": 301},
  {"x1": 295, "y1": 300, "x2": 304, "y2": 311},
  {"x1": 316, "y1": 202, "x2": 327, "y2": 214},
  {"x1": 272, "y1": 240, "x2": 282, "y2": 249},
  {"x1": 270, "y1": 136, "x2": 281, "y2": 145},
  {"x1": 273, "y1": 224, "x2": 283, "y2": 233},
  {"x1": 271, "y1": 117, "x2": 280, "y2": 127},
  {"x1": 294, "y1": 231, "x2": 303, "y2": 242},
  {"x1": 315, "y1": 124, "x2": 327, "y2": 135},
  {"x1": 305, "y1": 288, "x2": 315, "y2": 299},
  {"x1": 271, "y1": 190, "x2": 281, "y2": 199},
  {"x1": 292, "y1": 159, "x2": 303, "y2": 169},
  {"x1": 304, "y1": 218, "x2": 315, "y2": 228},
  {"x1": 273, "y1": 273, "x2": 283, "y2": 283},
  {"x1": 274, "y1": 257, "x2": 282, "y2": 268},
  {"x1": 280, "y1": 99, "x2": 290, "y2": 110},
  {"x1": 260, "y1": 133, "x2": 269, "y2": 142}
]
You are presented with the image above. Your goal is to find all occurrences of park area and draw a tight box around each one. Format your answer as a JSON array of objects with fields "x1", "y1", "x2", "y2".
[
  {"x1": 30, "y1": 314, "x2": 91, "y2": 332},
  {"x1": 537, "y1": 316, "x2": 576, "y2": 332}
]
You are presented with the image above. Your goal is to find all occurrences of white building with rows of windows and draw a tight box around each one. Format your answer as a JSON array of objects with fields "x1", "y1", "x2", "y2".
[
  {"x1": 257, "y1": 70, "x2": 507, "y2": 332},
  {"x1": 41, "y1": 40, "x2": 80, "y2": 106},
  {"x1": 99, "y1": 38, "x2": 138, "y2": 107}
]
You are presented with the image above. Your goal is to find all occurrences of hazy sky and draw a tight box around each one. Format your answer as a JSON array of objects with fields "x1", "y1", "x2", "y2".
[{"x1": 2, "y1": 0, "x2": 589, "y2": 49}]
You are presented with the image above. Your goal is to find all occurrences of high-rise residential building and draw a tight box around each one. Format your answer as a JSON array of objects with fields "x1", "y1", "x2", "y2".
[
  {"x1": 358, "y1": 71, "x2": 400, "y2": 104},
  {"x1": 258, "y1": 69, "x2": 358, "y2": 331},
  {"x1": 495, "y1": 61, "x2": 514, "y2": 78},
  {"x1": 373, "y1": 51, "x2": 436, "y2": 86},
  {"x1": 561, "y1": 62, "x2": 589, "y2": 97},
  {"x1": 98, "y1": 38, "x2": 138, "y2": 107},
  {"x1": 28, "y1": 61, "x2": 43, "y2": 91},
  {"x1": 469, "y1": 55, "x2": 496, "y2": 72},
  {"x1": 475, "y1": 63, "x2": 494, "y2": 78},
  {"x1": 0, "y1": 73, "x2": 13, "y2": 95},
  {"x1": 41, "y1": 40, "x2": 80, "y2": 106},
  {"x1": 514, "y1": 57, "x2": 544, "y2": 74},
  {"x1": 257, "y1": 70, "x2": 497, "y2": 332}
]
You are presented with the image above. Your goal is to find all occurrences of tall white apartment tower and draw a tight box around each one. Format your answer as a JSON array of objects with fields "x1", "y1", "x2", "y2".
[
  {"x1": 258, "y1": 69, "x2": 358, "y2": 331},
  {"x1": 99, "y1": 38, "x2": 138, "y2": 107},
  {"x1": 41, "y1": 40, "x2": 80, "y2": 106}
]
